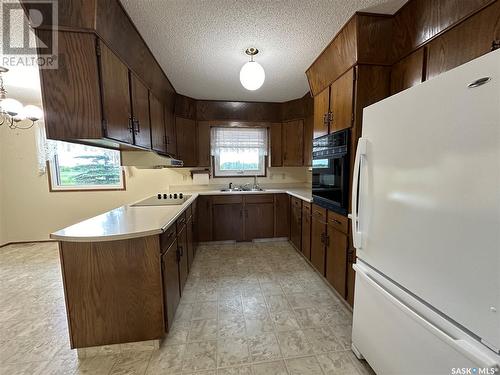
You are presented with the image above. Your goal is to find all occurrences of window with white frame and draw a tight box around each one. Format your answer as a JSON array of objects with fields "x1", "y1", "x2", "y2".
[
  {"x1": 211, "y1": 127, "x2": 268, "y2": 177},
  {"x1": 48, "y1": 141, "x2": 125, "y2": 191}
]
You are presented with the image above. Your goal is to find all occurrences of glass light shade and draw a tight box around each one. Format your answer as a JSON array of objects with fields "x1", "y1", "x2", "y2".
[
  {"x1": 239, "y1": 61, "x2": 265, "y2": 91},
  {"x1": 1, "y1": 98, "x2": 23, "y2": 116},
  {"x1": 23, "y1": 105, "x2": 43, "y2": 121}
]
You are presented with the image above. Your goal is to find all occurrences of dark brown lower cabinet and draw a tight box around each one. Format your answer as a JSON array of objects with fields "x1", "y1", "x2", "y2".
[
  {"x1": 177, "y1": 225, "x2": 189, "y2": 293},
  {"x1": 186, "y1": 216, "x2": 194, "y2": 270},
  {"x1": 325, "y1": 225, "x2": 348, "y2": 298},
  {"x1": 290, "y1": 199, "x2": 302, "y2": 250},
  {"x1": 161, "y1": 239, "x2": 180, "y2": 332},
  {"x1": 301, "y1": 204, "x2": 311, "y2": 260},
  {"x1": 310, "y1": 205, "x2": 327, "y2": 275},
  {"x1": 197, "y1": 196, "x2": 212, "y2": 242},
  {"x1": 244, "y1": 195, "x2": 274, "y2": 240},
  {"x1": 274, "y1": 194, "x2": 290, "y2": 237},
  {"x1": 212, "y1": 196, "x2": 244, "y2": 241}
]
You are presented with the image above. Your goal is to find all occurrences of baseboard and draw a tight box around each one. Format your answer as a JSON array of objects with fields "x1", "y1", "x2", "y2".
[{"x1": 0, "y1": 240, "x2": 57, "y2": 248}]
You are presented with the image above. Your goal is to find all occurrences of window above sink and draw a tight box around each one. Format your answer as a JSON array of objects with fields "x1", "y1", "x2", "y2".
[{"x1": 211, "y1": 127, "x2": 267, "y2": 177}]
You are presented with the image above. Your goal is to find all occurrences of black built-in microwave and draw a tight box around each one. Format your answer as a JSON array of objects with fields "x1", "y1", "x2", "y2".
[{"x1": 312, "y1": 129, "x2": 350, "y2": 215}]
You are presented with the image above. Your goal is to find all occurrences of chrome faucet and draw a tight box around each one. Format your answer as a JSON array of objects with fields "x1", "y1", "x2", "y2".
[{"x1": 253, "y1": 175, "x2": 261, "y2": 190}]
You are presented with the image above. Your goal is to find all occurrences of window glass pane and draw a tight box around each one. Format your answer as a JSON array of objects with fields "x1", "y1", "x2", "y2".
[
  {"x1": 52, "y1": 142, "x2": 123, "y2": 189},
  {"x1": 211, "y1": 127, "x2": 268, "y2": 177},
  {"x1": 219, "y1": 148, "x2": 260, "y2": 171}
]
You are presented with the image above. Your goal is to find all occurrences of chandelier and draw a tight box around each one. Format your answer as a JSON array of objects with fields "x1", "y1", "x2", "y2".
[{"x1": 0, "y1": 67, "x2": 43, "y2": 130}]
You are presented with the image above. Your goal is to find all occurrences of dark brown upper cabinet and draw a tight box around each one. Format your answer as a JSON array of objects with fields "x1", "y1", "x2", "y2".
[
  {"x1": 149, "y1": 92, "x2": 166, "y2": 154},
  {"x1": 130, "y1": 74, "x2": 152, "y2": 149},
  {"x1": 35, "y1": 31, "x2": 103, "y2": 141},
  {"x1": 282, "y1": 120, "x2": 304, "y2": 166},
  {"x1": 270, "y1": 123, "x2": 283, "y2": 167},
  {"x1": 329, "y1": 68, "x2": 354, "y2": 133},
  {"x1": 313, "y1": 68, "x2": 355, "y2": 139},
  {"x1": 313, "y1": 87, "x2": 330, "y2": 138},
  {"x1": 98, "y1": 40, "x2": 133, "y2": 144},
  {"x1": 425, "y1": 0, "x2": 500, "y2": 81},
  {"x1": 390, "y1": 48, "x2": 426, "y2": 95},
  {"x1": 175, "y1": 117, "x2": 198, "y2": 167},
  {"x1": 197, "y1": 122, "x2": 211, "y2": 167},
  {"x1": 165, "y1": 104, "x2": 177, "y2": 157}
]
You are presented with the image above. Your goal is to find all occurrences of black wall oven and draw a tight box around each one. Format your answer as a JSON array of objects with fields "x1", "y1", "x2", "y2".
[{"x1": 312, "y1": 129, "x2": 350, "y2": 215}]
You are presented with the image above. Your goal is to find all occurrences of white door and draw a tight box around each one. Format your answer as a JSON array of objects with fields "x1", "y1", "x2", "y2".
[{"x1": 351, "y1": 50, "x2": 500, "y2": 351}]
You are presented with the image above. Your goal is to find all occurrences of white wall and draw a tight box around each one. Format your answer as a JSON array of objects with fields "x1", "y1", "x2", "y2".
[{"x1": 0, "y1": 124, "x2": 309, "y2": 245}]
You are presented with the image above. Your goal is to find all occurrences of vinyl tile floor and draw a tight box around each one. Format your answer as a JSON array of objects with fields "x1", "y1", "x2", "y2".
[{"x1": 0, "y1": 240, "x2": 375, "y2": 375}]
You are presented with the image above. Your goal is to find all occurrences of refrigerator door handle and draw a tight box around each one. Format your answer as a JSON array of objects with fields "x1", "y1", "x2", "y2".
[
  {"x1": 351, "y1": 138, "x2": 367, "y2": 249},
  {"x1": 353, "y1": 263, "x2": 499, "y2": 368}
]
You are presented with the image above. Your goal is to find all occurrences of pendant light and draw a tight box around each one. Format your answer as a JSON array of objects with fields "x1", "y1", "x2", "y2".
[
  {"x1": 0, "y1": 67, "x2": 43, "y2": 130},
  {"x1": 240, "y1": 48, "x2": 265, "y2": 91}
]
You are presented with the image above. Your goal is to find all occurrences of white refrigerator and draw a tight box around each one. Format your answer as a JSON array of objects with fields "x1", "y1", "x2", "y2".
[{"x1": 350, "y1": 49, "x2": 500, "y2": 374}]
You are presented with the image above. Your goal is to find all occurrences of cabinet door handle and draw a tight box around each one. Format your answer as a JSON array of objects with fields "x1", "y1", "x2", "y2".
[
  {"x1": 328, "y1": 111, "x2": 334, "y2": 123},
  {"x1": 325, "y1": 234, "x2": 330, "y2": 247},
  {"x1": 128, "y1": 117, "x2": 134, "y2": 133},
  {"x1": 322, "y1": 113, "x2": 328, "y2": 126},
  {"x1": 176, "y1": 249, "x2": 181, "y2": 262},
  {"x1": 320, "y1": 233, "x2": 325, "y2": 243},
  {"x1": 135, "y1": 119, "x2": 140, "y2": 134},
  {"x1": 331, "y1": 218, "x2": 342, "y2": 225},
  {"x1": 179, "y1": 246, "x2": 183, "y2": 257},
  {"x1": 492, "y1": 40, "x2": 500, "y2": 51}
]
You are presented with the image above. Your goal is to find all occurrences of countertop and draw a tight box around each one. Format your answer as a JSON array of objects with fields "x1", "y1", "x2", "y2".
[{"x1": 50, "y1": 188, "x2": 312, "y2": 242}]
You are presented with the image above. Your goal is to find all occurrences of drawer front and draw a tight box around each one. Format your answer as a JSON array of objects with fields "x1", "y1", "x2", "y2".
[
  {"x1": 160, "y1": 224, "x2": 177, "y2": 253},
  {"x1": 185, "y1": 204, "x2": 193, "y2": 219},
  {"x1": 211, "y1": 195, "x2": 243, "y2": 204},
  {"x1": 291, "y1": 197, "x2": 302, "y2": 209},
  {"x1": 312, "y1": 204, "x2": 327, "y2": 221},
  {"x1": 245, "y1": 194, "x2": 274, "y2": 204},
  {"x1": 176, "y1": 211, "x2": 187, "y2": 231},
  {"x1": 327, "y1": 210, "x2": 348, "y2": 234}
]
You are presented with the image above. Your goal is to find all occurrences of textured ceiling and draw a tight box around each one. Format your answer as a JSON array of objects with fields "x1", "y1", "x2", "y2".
[{"x1": 120, "y1": 0, "x2": 406, "y2": 102}]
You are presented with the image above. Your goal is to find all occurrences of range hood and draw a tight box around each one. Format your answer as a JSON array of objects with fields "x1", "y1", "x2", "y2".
[{"x1": 120, "y1": 150, "x2": 183, "y2": 168}]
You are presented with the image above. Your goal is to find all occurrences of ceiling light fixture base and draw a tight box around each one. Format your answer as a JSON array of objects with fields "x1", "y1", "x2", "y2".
[{"x1": 245, "y1": 48, "x2": 259, "y2": 56}]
